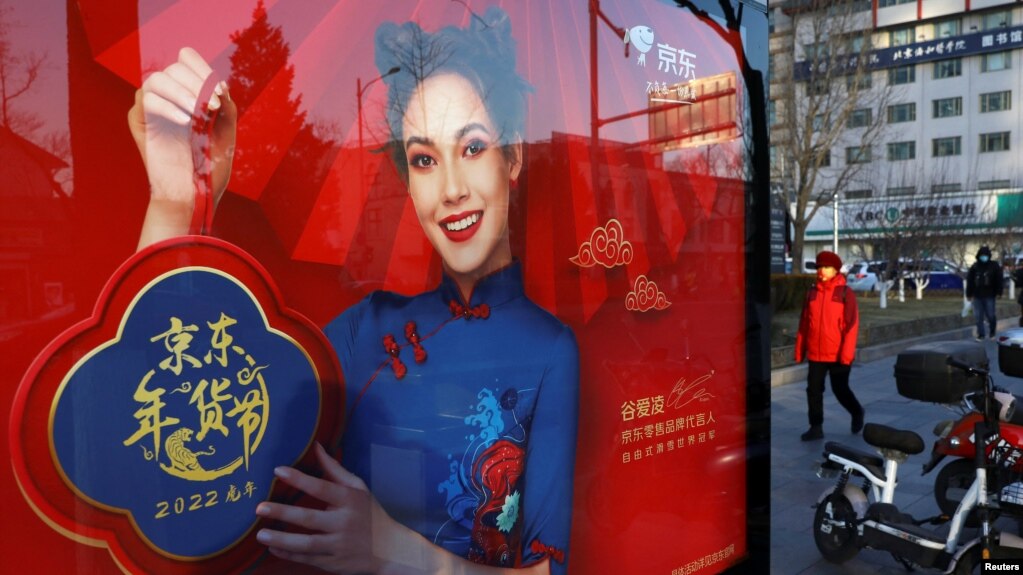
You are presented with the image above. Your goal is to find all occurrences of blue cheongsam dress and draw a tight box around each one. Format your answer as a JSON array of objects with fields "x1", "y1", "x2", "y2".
[{"x1": 324, "y1": 261, "x2": 579, "y2": 572}]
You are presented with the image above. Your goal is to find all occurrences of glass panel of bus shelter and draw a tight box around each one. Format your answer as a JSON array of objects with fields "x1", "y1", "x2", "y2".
[{"x1": 0, "y1": 1, "x2": 768, "y2": 573}]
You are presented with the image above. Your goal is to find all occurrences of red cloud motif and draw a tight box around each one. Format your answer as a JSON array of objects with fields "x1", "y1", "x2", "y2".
[
  {"x1": 625, "y1": 275, "x2": 672, "y2": 312},
  {"x1": 569, "y1": 219, "x2": 633, "y2": 268}
]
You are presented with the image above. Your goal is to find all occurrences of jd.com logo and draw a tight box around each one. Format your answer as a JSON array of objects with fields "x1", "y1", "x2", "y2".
[{"x1": 624, "y1": 24, "x2": 697, "y2": 80}]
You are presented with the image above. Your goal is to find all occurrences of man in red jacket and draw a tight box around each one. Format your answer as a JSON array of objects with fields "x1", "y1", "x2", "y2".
[{"x1": 794, "y1": 250, "x2": 864, "y2": 441}]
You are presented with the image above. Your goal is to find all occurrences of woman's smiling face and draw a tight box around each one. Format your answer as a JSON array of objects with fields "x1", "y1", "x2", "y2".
[{"x1": 402, "y1": 73, "x2": 521, "y2": 294}]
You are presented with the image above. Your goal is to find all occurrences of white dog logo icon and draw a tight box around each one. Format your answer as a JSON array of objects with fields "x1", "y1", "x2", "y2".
[{"x1": 624, "y1": 25, "x2": 655, "y2": 66}]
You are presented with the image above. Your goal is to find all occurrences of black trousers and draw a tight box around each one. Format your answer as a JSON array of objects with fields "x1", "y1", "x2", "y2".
[{"x1": 806, "y1": 361, "x2": 862, "y2": 427}]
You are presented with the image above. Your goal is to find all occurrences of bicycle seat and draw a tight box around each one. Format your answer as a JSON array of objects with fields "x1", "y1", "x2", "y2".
[
  {"x1": 863, "y1": 423, "x2": 924, "y2": 455},
  {"x1": 823, "y1": 442, "x2": 886, "y2": 480}
]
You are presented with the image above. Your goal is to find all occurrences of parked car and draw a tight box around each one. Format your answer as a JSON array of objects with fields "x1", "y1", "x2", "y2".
[
  {"x1": 904, "y1": 258, "x2": 964, "y2": 291},
  {"x1": 847, "y1": 258, "x2": 965, "y2": 292},
  {"x1": 846, "y1": 261, "x2": 884, "y2": 292}
]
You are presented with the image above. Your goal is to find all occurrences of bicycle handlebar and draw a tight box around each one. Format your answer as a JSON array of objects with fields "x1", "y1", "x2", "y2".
[{"x1": 947, "y1": 357, "x2": 990, "y2": 377}]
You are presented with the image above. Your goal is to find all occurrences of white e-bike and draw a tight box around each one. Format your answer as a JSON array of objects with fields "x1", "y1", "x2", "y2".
[{"x1": 813, "y1": 359, "x2": 1023, "y2": 573}]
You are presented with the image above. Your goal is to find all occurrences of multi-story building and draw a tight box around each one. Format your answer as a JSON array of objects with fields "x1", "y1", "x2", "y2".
[{"x1": 771, "y1": 0, "x2": 1023, "y2": 268}]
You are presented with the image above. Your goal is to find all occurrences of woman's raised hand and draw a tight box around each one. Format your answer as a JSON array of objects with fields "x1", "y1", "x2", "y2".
[{"x1": 128, "y1": 47, "x2": 237, "y2": 249}]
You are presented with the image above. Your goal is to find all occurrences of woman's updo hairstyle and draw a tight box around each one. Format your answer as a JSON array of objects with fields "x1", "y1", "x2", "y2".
[{"x1": 374, "y1": 6, "x2": 531, "y2": 181}]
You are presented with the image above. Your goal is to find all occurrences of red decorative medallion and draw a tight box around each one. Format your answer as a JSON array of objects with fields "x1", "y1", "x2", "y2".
[{"x1": 9, "y1": 236, "x2": 343, "y2": 574}]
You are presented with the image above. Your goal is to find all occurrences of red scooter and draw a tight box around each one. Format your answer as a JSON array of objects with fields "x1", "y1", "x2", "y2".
[
  {"x1": 924, "y1": 388, "x2": 1023, "y2": 523},
  {"x1": 924, "y1": 329, "x2": 1023, "y2": 523}
]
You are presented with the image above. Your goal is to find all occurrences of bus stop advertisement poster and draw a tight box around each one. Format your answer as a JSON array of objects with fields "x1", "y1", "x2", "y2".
[{"x1": 2, "y1": 1, "x2": 765, "y2": 573}]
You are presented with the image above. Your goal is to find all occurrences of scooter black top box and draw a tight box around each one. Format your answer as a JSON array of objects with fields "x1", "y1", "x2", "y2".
[
  {"x1": 894, "y1": 341, "x2": 988, "y2": 403},
  {"x1": 998, "y1": 328, "x2": 1023, "y2": 378}
]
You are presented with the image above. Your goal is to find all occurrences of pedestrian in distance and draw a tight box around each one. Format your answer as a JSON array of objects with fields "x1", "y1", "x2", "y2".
[
  {"x1": 966, "y1": 245, "x2": 1003, "y2": 340},
  {"x1": 794, "y1": 250, "x2": 865, "y2": 441},
  {"x1": 1014, "y1": 265, "x2": 1023, "y2": 327}
]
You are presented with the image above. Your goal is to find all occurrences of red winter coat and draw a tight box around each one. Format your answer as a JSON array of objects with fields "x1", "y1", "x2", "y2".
[{"x1": 794, "y1": 273, "x2": 859, "y2": 365}]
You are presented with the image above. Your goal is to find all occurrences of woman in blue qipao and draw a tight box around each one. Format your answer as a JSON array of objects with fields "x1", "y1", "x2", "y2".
[{"x1": 129, "y1": 7, "x2": 578, "y2": 575}]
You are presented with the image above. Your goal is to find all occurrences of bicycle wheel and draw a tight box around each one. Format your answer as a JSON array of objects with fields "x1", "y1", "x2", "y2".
[{"x1": 813, "y1": 491, "x2": 860, "y2": 563}]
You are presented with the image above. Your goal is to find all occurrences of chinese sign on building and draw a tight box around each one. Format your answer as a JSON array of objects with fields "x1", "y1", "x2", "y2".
[{"x1": 795, "y1": 24, "x2": 1023, "y2": 79}]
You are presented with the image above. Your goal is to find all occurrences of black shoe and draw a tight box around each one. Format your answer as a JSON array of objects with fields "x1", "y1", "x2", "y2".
[
  {"x1": 801, "y1": 426, "x2": 823, "y2": 441},
  {"x1": 851, "y1": 408, "x2": 865, "y2": 434}
]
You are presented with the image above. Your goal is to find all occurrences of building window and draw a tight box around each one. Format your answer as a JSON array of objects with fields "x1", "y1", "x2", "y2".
[
  {"x1": 851, "y1": 0, "x2": 871, "y2": 12},
  {"x1": 887, "y1": 141, "x2": 916, "y2": 160},
  {"x1": 934, "y1": 19, "x2": 961, "y2": 38},
  {"x1": 934, "y1": 58, "x2": 962, "y2": 79},
  {"x1": 847, "y1": 108, "x2": 872, "y2": 128},
  {"x1": 845, "y1": 189, "x2": 872, "y2": 199},
  {"x1": 978, "y1": 179, "x2": 1012, "y2": 190},
  {"x1": 932, "y1": 136, "x2": 962, "y2": 157},
  {"x1": 932, "y1": 97, "x2": 962, "y2": 118},
  {"x1": 846, "y1": 146, "x2": 872, "y2": 164},
  {"x1": 980, "y1": 91, "x2": 1011, "y2": 113},
  {"x1": 888, "y1": 64, "x2": 915, "y2": 85},
  {"x1": 769, "y1": 100, "x2": 777, "y2": 126},
  {"x1": 887, "y1": 186, "x2": 916, "y2": 196},
  {"x1": 816, "y1": 149, "x2": 831, "y2": 167},
  {"x1": 804, "y1": 42, "x2": 828, "y2": 61},
  {"x1": 846, "y1": 73, "x2": 871, "y2": 90},
  {"x1": 768, "y1": 54, "x2": 775, "y2": 79},
  {"x1": 844, "y1": 35, "x2": 868, "y2": 54},
  {"x1": 980, "y1": 132, "x2": 1011, "y2": 153},
  {"x1": 881, "y1": 0, "x2": 915, "y2": 9},
  {"x1": 809, "y1": 79, "x2": 829, "y2": 95},
  {"x1": 889, "y1": 27, "x2": 915, "y2": 47},
  {"x1": 768, "y1": 9, "x2": 775, "y2": 33},
  {"x1": 982, "y1": 51, "x2": 1011, "y2": 72},
  {"x1": 931, "y1": 183, "x2": 962, "y2": 194},
  {"x1": 813, "y1": 113, "x2": 829, "y2": 132},
  {"x1": 982, "y1": 10, "x2": 1011, "y2": 31},
  {"x1": 887, "y1": 103, "x2": 916, "y2": 123}
]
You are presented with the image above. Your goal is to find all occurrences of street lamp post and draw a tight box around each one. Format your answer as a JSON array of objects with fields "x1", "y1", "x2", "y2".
[
  {"x1": 357, "y1": 66, "x2": 401, "y2": 185},
  {"x1": 833, "y1": 193, "x2": 839, "y2": 254},
  {"x1": 588, "y1": 0, "x2": 627, "y2": 202}
]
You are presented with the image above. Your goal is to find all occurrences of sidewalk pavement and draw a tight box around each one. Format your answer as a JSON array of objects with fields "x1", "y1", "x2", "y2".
[{"x1": 770, "y1": 317, "x2": 1020, "y2": 574}]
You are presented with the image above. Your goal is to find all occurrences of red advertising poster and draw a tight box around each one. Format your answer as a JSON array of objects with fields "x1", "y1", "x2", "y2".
[{"x1": 1, "y1": 1, "x2": 769, "y2": 573}]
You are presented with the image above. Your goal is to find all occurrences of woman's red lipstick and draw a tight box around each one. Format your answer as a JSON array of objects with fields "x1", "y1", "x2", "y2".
[{"x1": 439, "y1": 210, "x2": 483, "y2": 242}]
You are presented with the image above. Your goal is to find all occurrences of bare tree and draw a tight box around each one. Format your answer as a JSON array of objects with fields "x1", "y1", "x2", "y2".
[
  {"x1": 841, "y1": 159, "x2": 992, "y2": 305},
  {"x1": 0, "y1": 1, "x2": 45, "y2": 136},
  {"x1": 0, "y1": 0, "x2": 73, "y2": 195},
  {"x1": 772, "y1": 0, "x2": 898, "y2": 268},
  {"x1": 941, "y1": 196, "x2": 1022, "y2": 296},
  {"x1": 909, "y1": 146, "x2": 1020, "y2": 300},
  {"x1": 840, "y1": 196, "x2": 925, "y2": 305}
]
